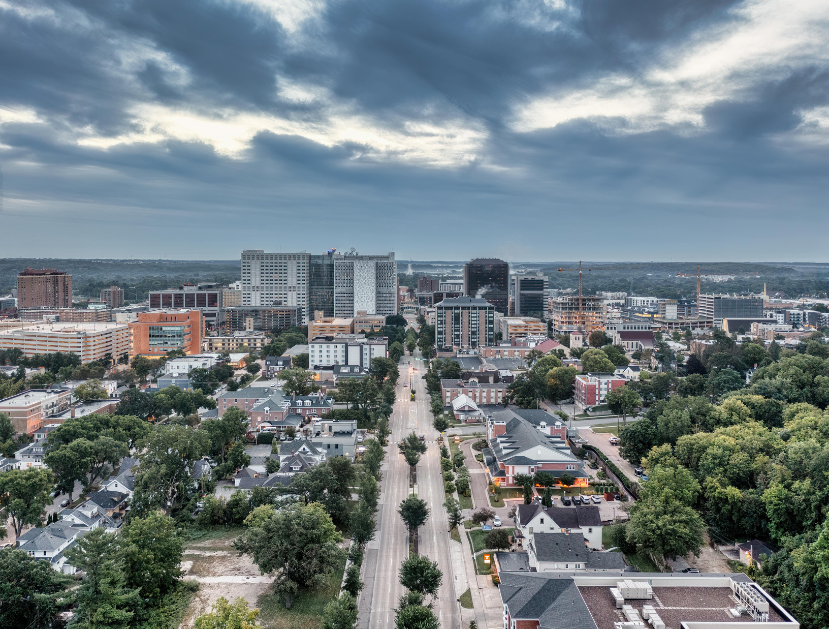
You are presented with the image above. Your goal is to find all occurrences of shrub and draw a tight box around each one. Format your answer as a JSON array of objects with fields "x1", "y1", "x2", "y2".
[
  {"x1": 443, "y1": 471, "x2": 455, "y2": 483},
  {"x1": 348, "y1": 545, "x2": 364, "y2": 567},
  {"x1": 472, "y1": 440, "x2": 488, "y2": 451},
  {"x1": 441, "y1": 458, "x2": 453, "y2": 472},
  {"x1": 471, "y1": 508, "x2": 495, "y2": 525},
  {"x1": 444, "y1": 481, "x2": 456, "y2": 494}
]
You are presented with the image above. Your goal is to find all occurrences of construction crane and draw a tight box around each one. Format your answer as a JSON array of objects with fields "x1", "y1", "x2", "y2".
[
  {"x1": 557, "y1": 261, "x2": 590, "y2": 336},
  {"x1": 676, "y1": 267, "x2": 760, "y2": 314}
]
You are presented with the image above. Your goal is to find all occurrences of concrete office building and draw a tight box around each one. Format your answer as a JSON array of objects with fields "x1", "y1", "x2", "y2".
[
  {"x1": 129, "y1": 310, "x2": 202, "y2": 358},
  {"x1": 224, "y1": 306, "x2": 299, "y2": 332},
  {"x1": 498, "y1": 316, "x2": 546, "y2": 341},
  {"x1": 510, "y1": 274, "x2": 549, "y2": 317},
  {"x1": 17, "y1": 269, "x2": 72, "y2": 309},
  {"x1": 222, "y1": 288, "x2": 241, "y2": 308},
  {"x1": 625, "y1": 296, "x2": 659, "y2": 308},
  {"x1": 18, "y1": 308, "x2": 113, "y2": 323},
  {"x1": 0, "y1": 388, "x2": 72, "y2": 434},
  {"x1": 333, "y1": 251, "x2": 397, "y2": 318},
  {"x1": 417, "y1": 277, "x2": 439, "y2": 293},
  {"x1": 464, "y1": 258, "x2": 509, "y2": 314},
  {"x1": 435, "y1": 296, "x2": 495, "y2": 352},
  {"x1": 203, "y1": 331, "x2": 269, "y2": 353},
  {"x1": 698, "y1": 294, "x2": 764, "y2": 327},
  {"x1": 0, "y1": 322, "x2": 130, "y2": 365},
  {"x1": 149, "y1": 284, "x2": 224, "y2": 329},
  {"x1": 100, "y1": 286, "x2": 125, "y2": 308}
]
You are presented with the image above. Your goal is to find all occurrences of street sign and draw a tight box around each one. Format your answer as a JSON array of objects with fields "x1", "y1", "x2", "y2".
[{"x1": 483, "y1": 554, "x2": 491, "y2": 564}]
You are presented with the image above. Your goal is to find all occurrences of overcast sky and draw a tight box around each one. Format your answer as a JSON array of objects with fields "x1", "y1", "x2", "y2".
[{"x1": 1, "y1": 0, "x2": 828, "y2": 262}]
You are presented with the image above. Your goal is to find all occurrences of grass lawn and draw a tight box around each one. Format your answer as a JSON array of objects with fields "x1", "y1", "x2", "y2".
[
  {"x1": 592, "y1": 426, "x2": 620, "y2": 435},
  {"x1": 459, "y1": 589, "x2": 473, "y2": 609},
  {"x1": 468, "y1": 528, "x2": 514, "y2": 553},
  {"x1": 625, "y1": 551, "x2": 661, "y2": 573},
  {"x1": 475, "y1": 553, "x2": 492, "y2": 575},
  {"x1": 185, "y1": 526, "x2": 245, "y2": 546},
  {"x1": 459, "y1": 493, "x2": 473, "y2": 510},
  {"x1": 257, "y1": 554, "x2": 346, "y2": 629},
  {"x1": 490, "y1": 487, "x2": 523, "y2": 508},
  {"x1": 450, "y1": 527, "x2": 461, "y2": 543},
  {"x1": 464, "y1": 520, "x2": 475, "y2": 529}
]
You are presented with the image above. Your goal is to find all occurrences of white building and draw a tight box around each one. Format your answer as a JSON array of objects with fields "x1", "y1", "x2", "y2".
[
  {"x1": 241, "y1": 250, "x2": 310, "y2": 318},
  {"x1": 309, "y1": 334, "x2": 388, "y2": 369},
  {"x1": 333, "y1": 251, "x2": 397, "y2": 317},
  {"x1": 162, "y1": 354, "x2": 221, "y2": 376},
  {"x1": 0, "y1": 322, "x2": 130, "y2": 364},
  {"x1": 624, "y1": 296, "x2": 659, "y2": 308}
]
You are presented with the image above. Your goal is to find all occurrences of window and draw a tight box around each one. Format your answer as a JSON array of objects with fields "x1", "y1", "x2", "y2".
[
  {"x1": 588, "y1": 528, "x2": 593, "y2": 533},
  {"x1": 540, "y1": 518, "x2": 544, "y2": 524}
]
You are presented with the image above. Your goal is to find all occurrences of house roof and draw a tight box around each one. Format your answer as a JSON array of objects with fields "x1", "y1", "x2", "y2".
[
  {"x1": 517, "y1": 504, "x2": 602, "y2": 529},
  {"x1": 738, "y1": 540, "x2": 775, "y2": 561},
  {"x1": 534, "y1": 339, "x2": 562, "y2": 354},
  {"x1": 532, "y1": 532, "x2": 589, "y2": 563},
  {"x1": 279, "y1": 453, "x2": 313, "y2": 473},
  {"x1": 618, "y1": 331, "x2": 655, "y2": 341},
  {"x1": 18, "y1": 522, "x2": 86, "y2": 551},
  {"x1": 220, "y1": 386, "x2": 278, "y2": 400},
  {"x1": 586, "y1": 552, "x2": 627, "y2": 570},
  {"x1": 280, "y1": 441, "x2": 323, "y2": 456},
  {"x1": 499, "y1": 573, "x2": 597, "y2": 629},
  {"x1": 452, "y1": 394, "x2": 481, "y2": 412},
  {"x1": 87, "y1": 489, "x2": 128, "y2": 511},
  {"x1": 489, "y1": 416, "x2": 579, "y2": 466},
  {"x1": 495, "y1": 551, "x2": 531, "y2": 572}
]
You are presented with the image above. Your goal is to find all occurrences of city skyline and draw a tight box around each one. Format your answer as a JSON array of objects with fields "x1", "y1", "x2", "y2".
[{"x1": 1, "y1": 0, "x2": 828, "y2": 260}]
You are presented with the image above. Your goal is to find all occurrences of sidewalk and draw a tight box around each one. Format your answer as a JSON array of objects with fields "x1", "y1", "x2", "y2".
[{"x1": 456, "y1": 522, "x2": 493, "y2": 628}]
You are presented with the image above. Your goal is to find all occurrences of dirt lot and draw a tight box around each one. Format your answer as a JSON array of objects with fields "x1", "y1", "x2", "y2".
[
  {"x1": 178, "y1": 529, "x2": 273, "y2": 628},
  {"x1": 685, "y1": 532, "x2": 733, "y2": 573}
]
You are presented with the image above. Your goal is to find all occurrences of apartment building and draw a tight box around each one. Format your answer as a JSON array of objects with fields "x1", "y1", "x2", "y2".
[
  {"x1": 17, "y1": 269, "x2": 72, "y2": 309},
  {"x1": 333, "y1": 251, "x2": 398, "y2": 318},
  {"x1": 441, "y1": 377, "x2": 508, "y2": 406},
  {"x1": 203, "y1": 331, "x2": 269, "y2": 353},
  {"x1": 435, "y1": 296, "x2": 495, "y2": 352},
  {"x1": 497, "y1": 316, "x2": 546, "y2": 341},
  {"x1": 18, "y1": 308, "x2": 113, "y2": 323},
  {"x1": 224, "y1": 306, "x2": 299, "y2": 332},
  {"x1": 0, "y1": 322, "x2": 130, "y2": 364},
  {"x1": 149, "y1": 284, "x2": 223, "y2": 329},
  {"x1": 0, "y1": 388, "x2": 72, "y2": 434},
  {"x1": 309, "y1": 334, "x2": 388, "y2": 369},
  {"x1": 574, "y1": 373, "x2": 625, "y2": 408},
  {"x1": 129, "y1": 310, "x2": 202, "y2": 358},
  {"x1": 100, "y1": 286, "x2": 125, "y2": 308}
]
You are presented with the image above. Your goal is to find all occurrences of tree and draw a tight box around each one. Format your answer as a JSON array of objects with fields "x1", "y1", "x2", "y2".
[
  {"x1": 684, "y1": 354, "x2": 707, "y2": 375},
  {"x1": 0, "y1": 468, "x2": 53, "y2": 538},
  {"x1": 444, "y1": 497, "x2": 463, "y2": 531},
  {"x1": 559, "y1": 473, "x2": 575, "y2": 487},
  {"x1": 589, "y1": 330, "x2": 611, "y2": 348},
  {"x1": 66, "y1": 528, "x2": 141, "y2": 629},
  {"x1": 708, "y1": 368, "x2": 744, "y2": 398},
  {"x1": 322, "y1": 593, "x2": 358, "y2": 629},
  {"x1": 131, "y1": 425, "x2": 210, "y2": 516},
  {"x1": 351, "y1": 502, "x2": 376, "y2": 547},
  {"x1": 514, "y1": 473, "x2": 535, "y2": 504},
  {"x1": 547, "y1": 366, "x2": 578, "y2": 403},
  {"x1": 581, "y1": 349, "x2": 617, "y2": 373},
  {"x1": 45, "y1": 438, "x2": 93, "y2": 499},
  {"x1": 0, "y1": 548, "x2": 72, "y2": 629},
  {"x1": 389, "y1": 341, "x2": 405, "y2": 363},
  {"x1": 120, "y1": 511, "x2": 183, "y2": 605},
  {"x1": 432, "y1": 414, "x2": 449, "y2": 433},
  {"x1": 370, "y1": 357, "x2": 400, "y2": 385},
  {"x1": 399, "y1": 554, "x2": 442, "y2": 598},
  {"x1": 363, "y1": 439, "x2": 385, "y2": 479},
  {"x1": 0, "y1": 412, "x2": 13, "y2": 442},
  {"x1": 195, "y1": 596, "x2": 262, "y2": 629},
  {"x1": 398, "y1": 432, "x2": 427, "y2": 483},
  {"x1": 485, "y1": 528, "x2": 511, "y2": 550},
  {"x1": 359, "y1": 473, "x2": 380, "y2": 512},
  {"x1": 395, "y1": 592, "x2": 439, "y2": 629},
  {"x1": 471, "y1": 507, "x2": 495, "y2": 525},
  {"x1": 277, "y1": 368, "x2": 320, "y2": 396},
  {"x1": 399, "y1": 494, "x2": 429, "y2": 538},
  {"x1": 246, "y1": 362, "x2": 261, "y2": 375},
  {"x1": 202, "y1": 406, "x2": 248, "y2": 464},
  {"x1": 73, "y1": 379, "x2": 109, "y2": 402},
  {"x1": 342, "y1": 564, "x2": 363, "y2": 597},
  {"x1": 606, "y1": 385, "x2": 642, "y2": 428},
  {"x1": 234, "y1": 502, "x2": 344, "y2": 608}
]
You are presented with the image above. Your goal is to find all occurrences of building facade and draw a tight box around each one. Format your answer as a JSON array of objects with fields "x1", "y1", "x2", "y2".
[
  {"x1": 333, "y1": 251, "x2": 397, "y2": 318},
  {"x1": 0, "y1": 322, "x2": 130, "y2": 364},
  {"x1": 435, "y1": 296, "x2": 495, "y2": 352},
  {"x1": 129, "y1": 310, "x2": 202, "y2": 358},
  {"x1": 203, "y1": 331, "x2": 268, "y2": 353},
  {"x1": 463, "y1": 258, "x2": 509, "y2": 314},
  {"x1": 510, "y1": 274, "x2": 549, "y2": 317},
  {"x1": 99, "y1": 286, "x2": 125, "y2": 308},
  {"x1": 0, "y1": 388, "x2": 72, "y2": 434},
  {"x1": 18, "y1": 308, "x2": 112, "y2": 323},
  {"x1": 149, "y1": 284, "x2": 223, "y2": 329},
  {"x1": 698, "y1": 294, "x2": 764, "y2": 327},
  {"x1": 224, "y1": 306, "x2": 299, "y2": 332},
  {"x1": 17, "y1": 269, "x2": 72, "y2": 309},
  {"x1": 574, "y1": 373, "x2": 625, "y2": 408},
  {"x1": 549, "y1": 295, "x2": 603, "y2": 335},
  {"x1": 309, "y1": 334, "x2": 388, "y2": 369},
  {"x1": 497, "y1": 316, "x2": 546, "y2": 341}
]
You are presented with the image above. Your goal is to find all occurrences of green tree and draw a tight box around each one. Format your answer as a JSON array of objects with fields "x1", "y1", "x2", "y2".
[
  {"x1": 0, "y1": 468, "x2": 53, "y2": 538},
  {"x1": 581, "y1": 348, "x2": 617, "y2": 373},
  {"x1": 194, "y1": 596, "x2": 262, "y2": 629},
  {"x1": 120, "y1": 511, "x2": 183, "y2": 605},
  {"x1": 398, "y1": 432, "x2": 427, "y2": 483},
  {"x1": 322, "y1": 593, "x2": 358, "y2": 629},
  {"x1": 277, "y1": 368, "x2": 320, "y2": 396},
  {"x1": 359, "y1": 473, "x2": 380, "y2": 512},
  {"x1": 73, "y1": 379, "x2": 109, "y2": 403},
  {"x1": 547, "y1": 366, "x2": 578, "y2": 403},
  {"x1": 444, "y1": 497, "x2": 463, "y2": 531},
  {"x1": 389, "y1": 341, "x2": 405, "y2": 363},
  {"x1": 0, "y1": 548, "x2": 72, "y2": 629},
  {"x1": 395, "y1": 592, "x2": 439, "y2": 629},
  {"x1": 343, "y1": 564, "x2": 363, "y2": 598},
  {"x1": 351, "y1": 502, "x2": 376, "y2": 547},
  {"x1": 485, "y1": 528, "x2": 511, "y2": 550},
  {"x1": 589, "y1": 330, "x2": 612, "y2": 348},
  {"x1": 514, "y1": 473, "x2": 535, "y2": 504},
  {"x1": 399, "y1": 494, "x2": 429, "y2": 538},
  {"x1": 45, "y1": 438, "x2": 93, "y2": 499},
  {"x1": 234, "y1": 502, "x2": 344, "y2": 608},
  {"x1": 362, "y1": 439, "x2": 385, "y2": 479},
  {"x1": 399, "y1": 554, "x2": 442, "y2": 598},
  {"x1": 66, "y1": 528, "x2": 141, "y2": 629},
  {"x1": 605, "y1": 385, "x2": 642, "y2": 428},
  {"x1": 708, "y1": 368, "x2": 744, "y2": 398}
]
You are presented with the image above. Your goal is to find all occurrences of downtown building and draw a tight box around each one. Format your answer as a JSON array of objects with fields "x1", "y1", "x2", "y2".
[
  {"x1": 698, "y1": 294, "x2": 764, "y2": 328},
  {"x1": 17, "y1": 268, "x2": 72, "y2": 309},
  {"x1": 435, "y1": 296, "x2": 495, "y2": 353},
  {"x1": 241, "y1": 249, "x2": 397, "y2": 324},
  {"x1": 464, "y1": 258, "x2": 509, "y2": 315},
  {"x1": 510, "y1": 273, "x2": 549, "y2": 317},
  {"x1": 149, "y1": 283, "x2": 224, "y2": 329}
]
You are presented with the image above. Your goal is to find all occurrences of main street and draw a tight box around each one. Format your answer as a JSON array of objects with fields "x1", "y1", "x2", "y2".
[{"x1": 361, "y1": 351, "x2": 460, "y2": 629}]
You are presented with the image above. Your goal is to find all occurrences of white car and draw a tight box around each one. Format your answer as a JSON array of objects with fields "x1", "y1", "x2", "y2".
[{"x1": 493, "y1": 515, "x2": 502, "y2": 527}]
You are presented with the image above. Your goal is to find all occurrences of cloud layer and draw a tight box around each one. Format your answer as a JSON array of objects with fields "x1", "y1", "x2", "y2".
[{"x1": 1, "y1": 0, "x2": 828, "y2": 260}]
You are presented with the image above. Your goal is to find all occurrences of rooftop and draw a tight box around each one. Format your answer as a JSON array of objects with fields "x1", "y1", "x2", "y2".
[
  {"x1": 0, "y1": 388, "x2": 70, "y2": 407},
  {"x1": 435, "y1": 296, "x2": 494, "y2": 307}
]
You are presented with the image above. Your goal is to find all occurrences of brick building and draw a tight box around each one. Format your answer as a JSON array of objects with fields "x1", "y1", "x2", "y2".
[
  {"x1": 17, "y1": 269, "x2": 72, "y2": 309},
  {"x1": 0, "y1": 388, "x2": 72, "y2": 434},
  {"x1": 574, "y1": 373, "x2": 625, "y2": 409},
  {"x1": 129, "y1": 310, "x2": 202, "y2": 358},
  {"x1": 18, "y1": 308, "x2": 113, "y2": 323},
  {"x1": 100, "y1": 286, "x2": 125, "y2": 308},
  {"x1": 441, "y1": 377, "x2": 508, "y2": 406},
  {"x1": 435, "y1": 296, "x2": 495, "y2": 352}
]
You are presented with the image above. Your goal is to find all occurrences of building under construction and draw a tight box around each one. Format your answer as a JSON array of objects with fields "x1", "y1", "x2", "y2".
[{"x1": 548, "y1": 295, "x2": 603, "y2": 336}]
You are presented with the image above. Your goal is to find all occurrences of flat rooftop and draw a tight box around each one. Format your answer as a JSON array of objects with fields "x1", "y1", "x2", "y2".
[
  {"x1": 0, "y1": 322, "x2": 126, "y2": 334},
  {"x1": 578, "y1": 581, "x2": 789, "y2": 627},
  {"x1": 0, "y1": 388, "x2": 70, "y2": 407}
]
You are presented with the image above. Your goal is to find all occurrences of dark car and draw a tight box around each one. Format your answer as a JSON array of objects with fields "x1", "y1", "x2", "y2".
[
  {"x1": 561, "y1": 496, "x2": 572, "y2": 506},
  {"x1": 681, "y1": 568, "x2": 700, "y2": 573},
  {"x1": 634, "y1": 467, "x2": 644, "y2": 476}
]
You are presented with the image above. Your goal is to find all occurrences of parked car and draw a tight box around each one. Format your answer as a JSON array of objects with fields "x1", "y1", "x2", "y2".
[
  {"x1": 418, "y1": 435, "x2": 425, "y2": 442},
  {"x1": 591, "y1": 495, "x2": 602, "y2": 503},
  {"x1": 561, "y1": 496, "x2": 572, "y2": 506},
  {"x1": 580, "y1": 495, "x2": 591, "y2": 505},
  {"x1": 609, "y1": 436, "x2": 620, "y2": 445},
  {"x1": 493, "y1": 515, "x2": 502, "y2": 527},
  {"x1": 681, "y1": 568, "x2": 700, "y2": 573},
  {"x1": 60, "y1": 499, "x2": 70, "y2": 508},
  {"x1": 634, "y1": 467, "x2": 643, "y2": 476},
  {"x1": 641, "y1": 475, "x2": 649, "y2": 482}
]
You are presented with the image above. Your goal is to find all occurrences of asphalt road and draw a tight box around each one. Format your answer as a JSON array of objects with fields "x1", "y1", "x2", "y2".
[{"x1": 363, "y1": 352, "x2": 459, "y2": 629}]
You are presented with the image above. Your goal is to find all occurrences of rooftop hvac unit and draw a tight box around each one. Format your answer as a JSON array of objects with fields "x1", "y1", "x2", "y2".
[
  {"x1": 648, "y1": 612, "x2": 665, "y2": 629},
  {"x1": 731, "y1": 580, "x2": 769, "y2": 622},
  {"x1": 623, "y1": 606, "x2": 642, "y2": 623},
  {"x1": 610, "y1": 588, "x2": 625, "y2": 609},
  {"x1": 613, "y1": 623, "x2": 646, "y2": 629},
  {"x1": 618, "y1": 580, "x2": 653, "y2": 600},
  {"x1": 641, "y1": 605, "x2": 655, "y2": 620}
]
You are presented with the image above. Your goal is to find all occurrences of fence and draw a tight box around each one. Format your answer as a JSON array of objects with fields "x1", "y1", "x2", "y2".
[{"x1": 582, "y1": 444, "x2": 640, "y2": 500}]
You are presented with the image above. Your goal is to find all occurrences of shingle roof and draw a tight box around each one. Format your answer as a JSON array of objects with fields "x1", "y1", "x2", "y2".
[
  {"x1": 519, "y1": 504, "x2": 601, "y2": 529},
  {"x1": 495, "y1": 551, "x2": 530, "y2": 572},
  {"x1": 532, "y1": 532, "x2": 589, "y2": 563},
  {"x1": 738, "y1": 540, "x2": 775, "y2": 561},
  {"x1": 586, "y1": 552, "x2": 627, "y2": 570},
  {"x1": 489, "y1": 415, "x2": 578, "y2": 466},
  {"x1": 87, "y1": 489, "x2": 127, "y2": 510},
  {"x1": 499, "y1": 573, "x2": 597, "y2": 629}
]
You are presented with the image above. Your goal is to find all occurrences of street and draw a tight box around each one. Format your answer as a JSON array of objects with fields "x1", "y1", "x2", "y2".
[{"x1": 360, "y1": 352, "x2": 460, "y2": 629}]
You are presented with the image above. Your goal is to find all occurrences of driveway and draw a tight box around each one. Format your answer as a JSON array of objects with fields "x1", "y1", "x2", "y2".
[
  {"x1": 459, "y1": 439, "x2": 514, "y2": 521},
  {"x1": 578, "y1": 427, "x2": 640, "y2": 493}
]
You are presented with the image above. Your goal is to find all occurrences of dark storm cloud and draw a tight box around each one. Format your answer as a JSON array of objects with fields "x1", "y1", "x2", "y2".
[{"x1": 0, "y1": 0, "x2": 828, "y2": 259}]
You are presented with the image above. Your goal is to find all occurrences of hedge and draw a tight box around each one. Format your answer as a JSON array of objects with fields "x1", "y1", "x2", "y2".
[{"x1": 582, "y1": 444, "x2": 640, "y2": 499}]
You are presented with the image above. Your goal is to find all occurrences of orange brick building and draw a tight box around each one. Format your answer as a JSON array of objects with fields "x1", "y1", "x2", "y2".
[
  {"x1": 129, "y1": 310, "x2": 202, "y2": 358},
  {"x1": 17, "y1": 268, "x2": 72, "y2": 308}
]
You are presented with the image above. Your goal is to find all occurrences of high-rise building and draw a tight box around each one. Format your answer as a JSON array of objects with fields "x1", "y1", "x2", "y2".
[
  {"x1": 149, "y1": 284, "x2": 223, "y2": 329},
  {"x1": 510, "y1": 273, "x2": 549, "y2": 317},
  {"x1": 99, "y1": 286, "x2": 125, "y2": 308},
  {"x1": 129, "y1": 310, "x2": 202, "y2": 358},
  {"x1": 435, "y1": 296, "x2": 495, "y2": 352},
  {"x1": 548, "y1": 295, "x2": 603, "y2": 335},
  {"x1": 698, "y1": 294, "x2": 764, "y2": 327},
  {"x1": 0, "y1": 322, "x2": 130, "y2": 365},
  {"x1": 333, "y1": 251, "x2": 397, "y2": 318},
  {"x1": 463, "y1": 259, "x2": 509, "y2": 314},
  {"x1": 17, "y1": 269, "x2": 72, "y2": 309},
  {"x1": 241, "y1": 249, "x2": 396, "y2": 323},
  {"x1": 417, "y1": 277, "x2": 439, "y2": 293},
  {"x1": 224, "y1": 306, "x2": 300, "y2": 332}
]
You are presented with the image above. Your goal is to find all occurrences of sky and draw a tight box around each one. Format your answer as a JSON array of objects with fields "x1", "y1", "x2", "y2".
[{"x1": 1, "y1": 0, "x2": 828, "y2": 262}]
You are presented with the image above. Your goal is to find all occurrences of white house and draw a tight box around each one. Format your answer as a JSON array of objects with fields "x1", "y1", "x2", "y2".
[
  {"x1": 451, "y1": 394, "x2": 484, "y2": 423},
  {"x1": 515, "y1": 503, "x2": 604, "y2": 550}
]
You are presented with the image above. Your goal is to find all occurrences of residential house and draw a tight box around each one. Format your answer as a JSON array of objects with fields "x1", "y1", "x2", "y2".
[
  {"x1": 515, "y1": 502, "x2": 604, "y2": 550},
  {"x1": 217, "y1": 386, "x2": 279, "y2": 416},
  {"x1": 441, "y1": 377, "x2": 508, "y2": 407},
  {"x1": 484, "y1": 410, "x2": 588, "y2": 488},
  {"x1": 265, "y1": 355, "x2": 292, "y2": 376},
  {"x1": 574, "y1": 373, "x2": 625, "y2": 409},
  {"x1": 526, "y1": 532, "x2": 627, "y2": 571},
  {"x1": 451, "y1": 394, "x2": 484, "y2": 423},
  {"x1": 614, "y1": 365, "x2": 641, "y2": 381},
  {"x1": 16, "y1": 521, "x2": 89, "y2": 574},
  {"x1": 14, "y1": 439, "x2": 48, "y2": 469},
  {"x1": 311, "y1": 420, "x2": 359, "y2": 460}
]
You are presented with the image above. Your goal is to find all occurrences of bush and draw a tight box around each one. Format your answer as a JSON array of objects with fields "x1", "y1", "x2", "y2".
[
  {"x1": 443, "y1": 471, "x2": 455, "y2": 483},
  {"x1": 195, "y1": 496, "x2": 227, "y2": 526},
  {"x1": 485, "y1": 528, "x2": 511, "y2": 550},
  {"x1": 444, "y1": 481, "x2": 456, "y2": 494},
  {"x1": 441, "y1": 458, "x2": 453, "y2": 472},
  {"x1": 472, "y1": 439, "x2": 488, "y2": 451},
  {"x1": 471, "y1": 508, "x2": 495, "y2": 525},
  {"x1": 491, "y1": 573, "x2": 500, "y2": 585},
  {"x1": 348, "y1": 544, "x2": 364, "y2": 566}
]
